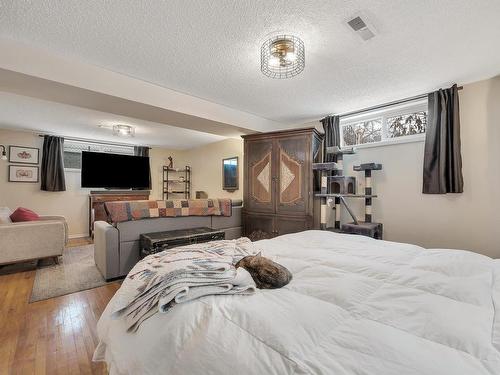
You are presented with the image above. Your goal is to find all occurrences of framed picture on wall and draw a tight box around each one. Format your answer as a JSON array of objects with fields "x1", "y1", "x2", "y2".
[
  {"x1": 9, "y1": 145, "x2": 39, "y2": 164},
  {"x1": 8, "y1": 165, "x2": 39, "y2": 183},
  {"x1": 222, "y1": 156, "x2": 239, "y2": 191}
]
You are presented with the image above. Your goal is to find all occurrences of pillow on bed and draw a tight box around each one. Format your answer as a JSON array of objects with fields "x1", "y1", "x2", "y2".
[{"x1": 235, "y1": 253, "x2": 292, "y2": 289}]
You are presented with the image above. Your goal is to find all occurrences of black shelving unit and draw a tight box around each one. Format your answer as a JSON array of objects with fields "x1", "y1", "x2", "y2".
[{"x1": 163, "y1": 166, "x2": 191, "y2": 200}]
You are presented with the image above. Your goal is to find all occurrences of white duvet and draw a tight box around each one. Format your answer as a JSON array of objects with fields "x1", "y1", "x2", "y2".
[{"x1": 94, "y1": 230, "x2": 500, "y2": 375}]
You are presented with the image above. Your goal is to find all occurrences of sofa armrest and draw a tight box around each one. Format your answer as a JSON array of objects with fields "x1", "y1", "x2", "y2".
[
  {"x1": 0, "y1": 221, "x2": 65, "y2": 264},
  {"x1": 39, "y1": 215, "x2": 68, "y2": 244},
  {"x1": 94, "y1": 221, "x2": 120, "y2": 280}
]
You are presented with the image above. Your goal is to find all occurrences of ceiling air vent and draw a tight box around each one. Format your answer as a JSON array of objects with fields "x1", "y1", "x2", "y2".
[{"x1": 347, "y1": 16, "x2": 375, "y2": 41}]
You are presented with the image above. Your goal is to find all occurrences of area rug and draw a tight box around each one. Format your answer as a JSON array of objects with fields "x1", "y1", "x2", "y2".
[{"x1": 30, "y1": 244, "x2": 112, "y2": 302}]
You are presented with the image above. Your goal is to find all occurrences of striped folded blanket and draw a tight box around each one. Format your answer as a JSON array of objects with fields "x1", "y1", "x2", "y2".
[
  {"x1": 111, "y1": 238, "x2": 257, "y2": 332},
  {"x1": 105, "y1": 198, "x2": 232, "y2": 223}
]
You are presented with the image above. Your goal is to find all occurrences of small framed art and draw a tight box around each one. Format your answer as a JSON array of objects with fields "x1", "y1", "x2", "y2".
[
  {"x1": 9, "y1": 145, "x2": 40, "y2": 164},
  {"x1": 8, "y1": 165, "x2": 39, "y2": 183},
  {"x1": 222, "y1": 156, "x2": 239, "y2": 191}
]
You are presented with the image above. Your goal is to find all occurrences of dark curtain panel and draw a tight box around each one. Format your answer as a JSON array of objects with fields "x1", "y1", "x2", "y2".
[
  {"x1": 320, "y1": 115, "x2": 341, "y2": 162},
  {"x1": 41, "y1": 135, "x2": 66, "y2": 191},
  {"x1": 423, "y1": 84, "x2": 464, "y2": 194},
  {"x1": 134, "y1": 146, "x2": 151, "y2": 189},
  {"x1": 134, "y1": 146, "x2": 149, "y2": 157}
]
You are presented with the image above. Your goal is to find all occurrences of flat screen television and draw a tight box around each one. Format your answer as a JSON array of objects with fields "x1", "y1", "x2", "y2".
[{"x1": 81, "y1": 151, "x2": 150, "y2": 189}]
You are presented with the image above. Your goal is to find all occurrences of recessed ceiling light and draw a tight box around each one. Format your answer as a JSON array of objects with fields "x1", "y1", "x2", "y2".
[{"x1": 261, "y1": 35, "x2": 305, "y2": 79}]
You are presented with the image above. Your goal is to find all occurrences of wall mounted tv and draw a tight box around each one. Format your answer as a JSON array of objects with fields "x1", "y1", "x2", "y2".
[{"x1": 81, "y1": 151, "x2": 151, "y2": 189}]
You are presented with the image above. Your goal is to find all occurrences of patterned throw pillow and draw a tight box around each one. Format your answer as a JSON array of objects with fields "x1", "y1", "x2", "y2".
[{"x1": 0, "y1": 207, "x2": 13, "y2": 224}]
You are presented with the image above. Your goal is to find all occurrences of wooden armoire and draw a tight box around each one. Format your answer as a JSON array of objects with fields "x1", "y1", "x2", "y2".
[{"x1": 242, "y1": 128, "x2": 322, "y2": 240}]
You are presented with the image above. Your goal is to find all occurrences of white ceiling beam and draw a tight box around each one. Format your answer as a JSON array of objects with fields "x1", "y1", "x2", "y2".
[{"x1": 0, "y1": 39, "x2": 284, "y2": 136}]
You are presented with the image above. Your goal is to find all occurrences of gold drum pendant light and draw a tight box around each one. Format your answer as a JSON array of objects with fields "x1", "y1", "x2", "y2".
[{"x1": 261, "y1": 35, "x2": 305, "y2": 79}]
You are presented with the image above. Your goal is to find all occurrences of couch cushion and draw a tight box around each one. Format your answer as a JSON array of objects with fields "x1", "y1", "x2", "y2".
[
  {"x1": 211, "y1": 206, "x2": 242, "y2": 229},
  {"x1": 0, "y1": 207, "x2": 12, "y2": 224},
  {"x1": 10, "y1": 207, "x2": 40, "y2": 222},
  {"x1": 231, "y1": 199, "x2": 243, "y2": 207},
  {"x1": 116, "y1": 216, "x2": 212, "y2": 242}
]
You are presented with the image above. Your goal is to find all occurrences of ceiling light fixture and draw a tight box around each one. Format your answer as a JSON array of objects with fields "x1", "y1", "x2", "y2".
[
  {"x1": 112, "y1": 124, "x2": 135, "y2": 137},
  {"x1": 261, "y1": 34, "x2": 305, "y2": 79}
]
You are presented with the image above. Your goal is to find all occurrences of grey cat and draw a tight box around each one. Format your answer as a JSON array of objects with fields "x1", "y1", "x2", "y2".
[{"x1": 235, "y1": 253, "x2": 292, "y2": 289}]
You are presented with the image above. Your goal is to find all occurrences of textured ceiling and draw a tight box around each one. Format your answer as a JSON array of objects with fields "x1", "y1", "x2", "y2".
[
  {"x1": 0, "y1": 92, "x2": 224, "y2": 149},
  {"x1": 1, "y1": 0, "x2": 500, "y2": 125}
]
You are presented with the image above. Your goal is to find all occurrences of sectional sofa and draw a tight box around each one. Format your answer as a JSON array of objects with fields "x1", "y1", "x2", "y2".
[{"x1": 94, "y1": 200, "x2": 242, "y2": 280}]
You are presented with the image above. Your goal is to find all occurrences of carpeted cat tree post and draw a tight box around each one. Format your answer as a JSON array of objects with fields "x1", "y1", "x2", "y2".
[{"x1": 341, "y1": 163, "x2": 383, "y2": 239}]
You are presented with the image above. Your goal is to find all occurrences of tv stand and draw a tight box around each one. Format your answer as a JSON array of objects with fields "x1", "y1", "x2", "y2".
[{"x1": 88, "y1": 190, "x2": 150, "y2": 237}]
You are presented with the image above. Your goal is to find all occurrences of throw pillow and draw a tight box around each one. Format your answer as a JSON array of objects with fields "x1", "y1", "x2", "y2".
[
  {"x1": 0, "y1": 207, "x2": 13, "y2": 224},
  {"x1": 10, "y1": 207, "x2": 40, "y2": 222}
]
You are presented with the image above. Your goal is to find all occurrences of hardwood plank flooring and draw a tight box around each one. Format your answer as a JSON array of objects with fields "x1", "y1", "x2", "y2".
[
  {"x1": 0, "y1": 238, "x2": 120, "y2": 375},
  {"x1": 66, "y1": 237, "x2": 94, "y2": 247}
]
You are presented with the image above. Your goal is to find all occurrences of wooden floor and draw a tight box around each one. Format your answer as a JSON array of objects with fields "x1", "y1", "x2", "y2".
[{"x1": 0, "y1": 238, "x2": 120, "y2": 375}]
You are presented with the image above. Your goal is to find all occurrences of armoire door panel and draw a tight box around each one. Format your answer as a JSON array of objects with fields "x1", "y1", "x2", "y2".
[
  {"x1": 276, "y1": 216, "x2": 312, "y2": 236},
  {"x1": 245, "y1": 139, "x2": 275, "y2": 213},
  {"x1": 276, "y1": 135, "x2": 311, "y2": 215}
]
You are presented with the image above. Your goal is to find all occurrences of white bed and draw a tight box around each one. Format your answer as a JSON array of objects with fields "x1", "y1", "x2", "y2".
[{"x1": 94, "y1": 230, "x2": 500, "y2": 374}]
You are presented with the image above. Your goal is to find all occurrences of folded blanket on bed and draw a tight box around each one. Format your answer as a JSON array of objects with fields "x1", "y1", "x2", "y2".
[{"x1": 111, "y1": 238, "x2": 257, "y2": 332}]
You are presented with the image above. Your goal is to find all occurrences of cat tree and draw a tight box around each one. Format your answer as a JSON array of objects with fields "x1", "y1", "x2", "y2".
[{"x1": 313, "y1": 146, "x2": 383, "y2": 239}]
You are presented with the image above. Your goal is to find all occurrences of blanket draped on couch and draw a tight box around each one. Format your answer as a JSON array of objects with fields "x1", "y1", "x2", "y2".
[{"x1": 104, "y1": 198, "x2": 232, "y2": 223}]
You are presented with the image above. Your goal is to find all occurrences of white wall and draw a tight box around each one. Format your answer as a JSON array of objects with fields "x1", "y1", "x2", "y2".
[
  {"x1": 0, "y1": 129, "x2": 181, "y2": 237},
  {"x1": 0, "y1": 130, "x2": 88, "y2": 237},
  {"x1": 183, "y1": 138, "x2": 243, "y2": 200},
  {"x1": 323, "y1": 77, "x2": 500, "y2": 258}
]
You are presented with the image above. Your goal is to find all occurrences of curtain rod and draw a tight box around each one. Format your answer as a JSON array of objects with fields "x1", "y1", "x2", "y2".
[
  {"x1": 338, "y1": 86, "x2": 463, "y2": 119},
  {"x1": 37, "y1": 134, "x2": 151, "y2": 149}
]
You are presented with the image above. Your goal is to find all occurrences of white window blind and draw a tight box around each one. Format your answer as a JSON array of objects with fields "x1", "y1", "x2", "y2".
[{"x1": 63, "y1": 140, "x2": 134, "y2": 170}]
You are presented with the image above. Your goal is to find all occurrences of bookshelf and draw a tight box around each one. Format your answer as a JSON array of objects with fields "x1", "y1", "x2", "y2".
[{"x1": 163, "y1": 166, "x2": 191, "y2": 200}]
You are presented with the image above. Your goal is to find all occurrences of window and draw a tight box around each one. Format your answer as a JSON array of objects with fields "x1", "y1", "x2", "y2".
[
  {"x1": 387, "y1": 111, "x2": 427, "y2": 138},
  {"x1": 341, "y1": 118, "x2": 382, "y2": 146},
  {"x1": 63, "y1": 140, "x2": 134, "y2": 170},
  {"x1": 340, "y1": 99, "x2": 427, "y2": 148}
]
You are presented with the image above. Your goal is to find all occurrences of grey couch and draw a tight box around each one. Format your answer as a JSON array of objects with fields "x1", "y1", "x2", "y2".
[{"x1": 94, "y1": 203, "x2": 242, "y2": 280}]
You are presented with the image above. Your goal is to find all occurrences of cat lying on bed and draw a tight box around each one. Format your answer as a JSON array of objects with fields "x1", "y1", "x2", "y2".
[{"x1": 235, "y1": 253, "x2": 292, "y2": 289}]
